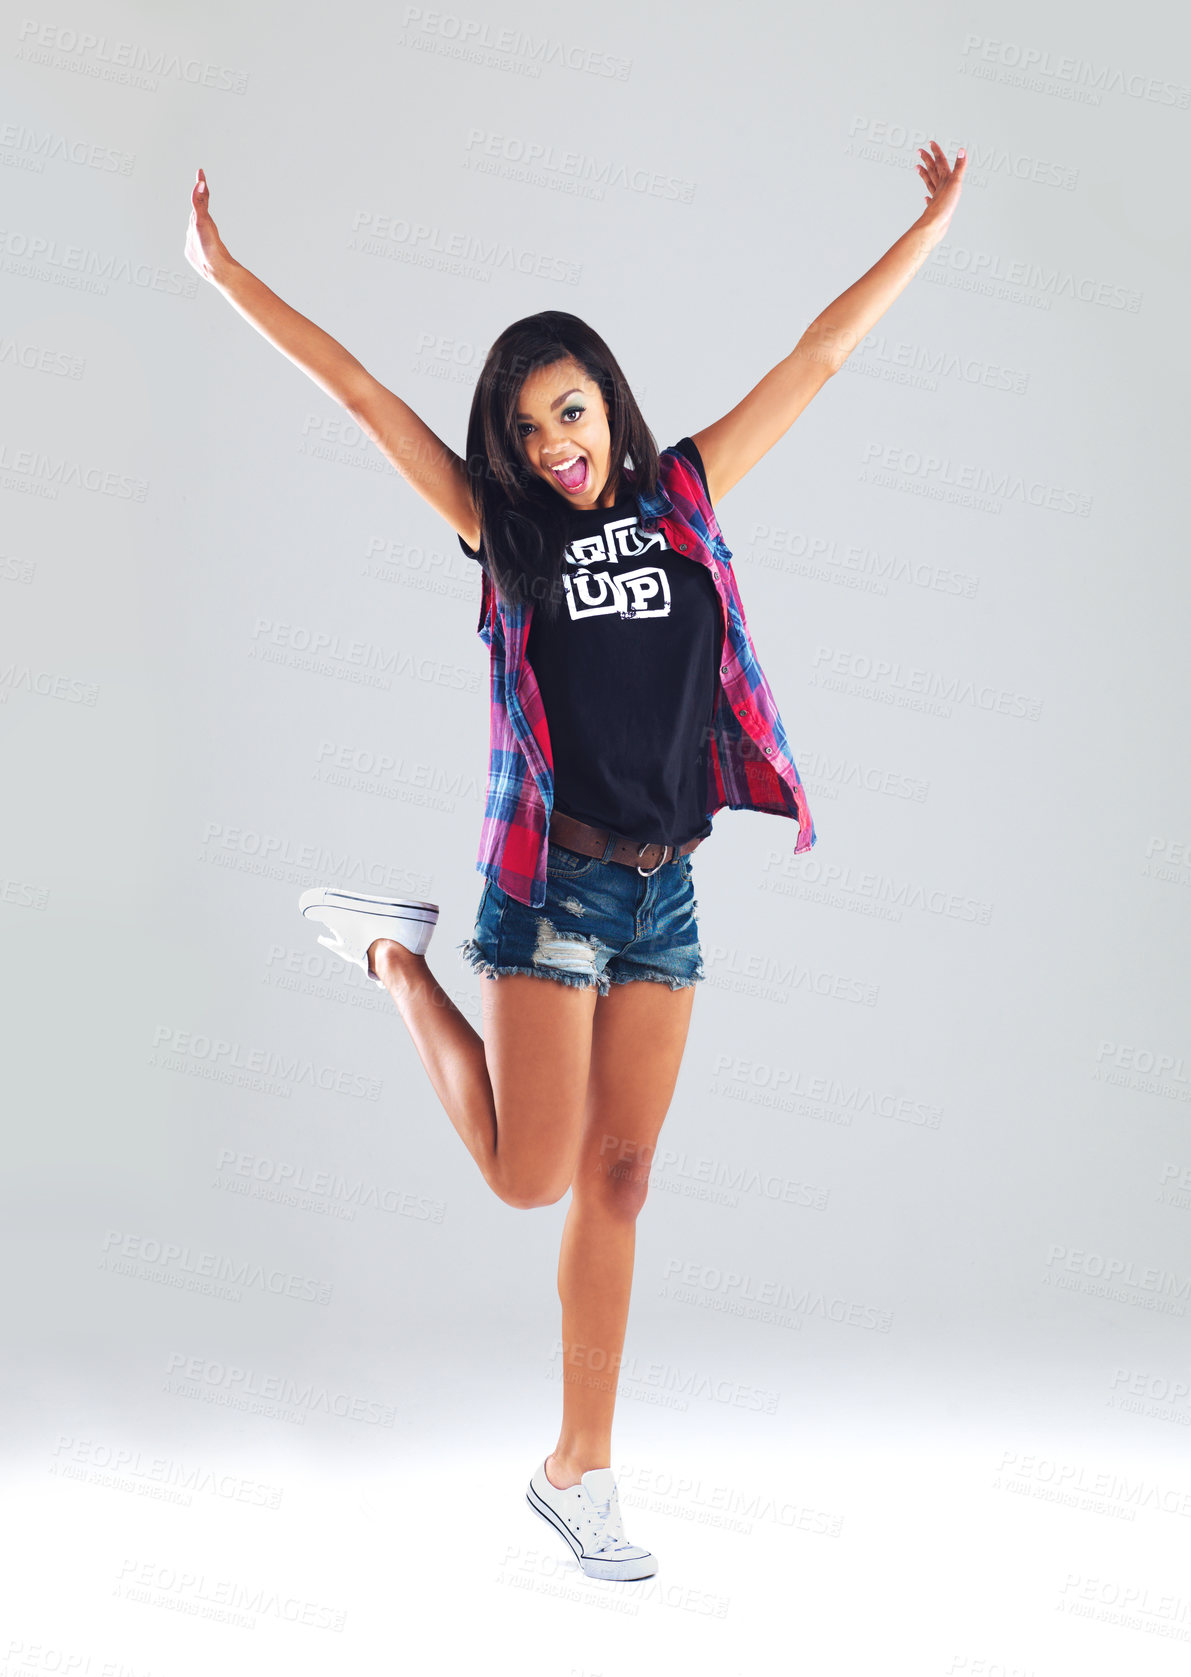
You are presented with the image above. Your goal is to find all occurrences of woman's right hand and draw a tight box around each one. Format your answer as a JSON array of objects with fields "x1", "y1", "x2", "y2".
[{"x1": 185, "y1": 168, "x2": 233, "y2": 283}]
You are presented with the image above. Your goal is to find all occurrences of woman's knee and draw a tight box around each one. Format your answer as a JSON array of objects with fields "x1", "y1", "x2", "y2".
[
  {"x1": 492, "y1": 1165, "x2": 572, "y2": 1211},
  {"x1": 573, "y1": 1166, "x2": 650, "y2": 1222}
]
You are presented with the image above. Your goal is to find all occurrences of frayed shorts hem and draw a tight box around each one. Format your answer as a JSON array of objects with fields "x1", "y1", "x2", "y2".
[
  {"x1": 605, "y1": 970, "x2": 704, "y2": 992},
  {"x1": 456, "y1": 936, "x2": 611, "y2": 997},
  {"x1": 456, "y1": 937, "x2": 701, "y2": 996}
]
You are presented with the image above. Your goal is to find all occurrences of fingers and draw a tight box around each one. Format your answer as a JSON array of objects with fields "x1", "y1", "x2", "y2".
[
  {"x1": 915, "y1": 141, "x2": 965, "y2": 195},
  {"x1": 918, "y1": 141, "x2": 964, "y2": 170}
]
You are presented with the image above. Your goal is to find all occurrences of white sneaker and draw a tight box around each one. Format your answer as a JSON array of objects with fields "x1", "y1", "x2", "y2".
[
  {"x1": 298, "y1": 887, "x2": 439, "y2": 987},
  {"x1": 526, "y1": 1460, "x2": 657, "y2": 1581}
]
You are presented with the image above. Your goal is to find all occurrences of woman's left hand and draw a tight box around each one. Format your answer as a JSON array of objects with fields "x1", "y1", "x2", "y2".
[{"x1": 915, "y1": 141, "x2": 967, "y2": 244}]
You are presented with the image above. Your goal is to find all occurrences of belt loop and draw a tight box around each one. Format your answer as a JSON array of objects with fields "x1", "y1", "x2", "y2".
[{"x1": 599, "y1": 829, "x2": 619, "y2": 863}]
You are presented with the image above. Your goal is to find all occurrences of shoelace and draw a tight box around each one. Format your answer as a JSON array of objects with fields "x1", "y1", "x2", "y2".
[{"x1": 587, "y1": 1488, "x2": 631, "y2": 1554}]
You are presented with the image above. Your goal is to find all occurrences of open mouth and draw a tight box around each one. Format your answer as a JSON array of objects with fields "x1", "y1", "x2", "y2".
[{"x1": 547, "y1": 454, "x2": 589, "y2": 493}]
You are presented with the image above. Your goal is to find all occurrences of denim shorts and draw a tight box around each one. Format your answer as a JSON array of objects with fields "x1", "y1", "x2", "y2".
[{"x1": 456, "y1": 840, "x2": 705, "y2": 997}]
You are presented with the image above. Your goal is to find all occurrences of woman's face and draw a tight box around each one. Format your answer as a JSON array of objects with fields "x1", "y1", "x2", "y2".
[{"x1": 514, "y1": 358, "x2": 617, "y2": 510}]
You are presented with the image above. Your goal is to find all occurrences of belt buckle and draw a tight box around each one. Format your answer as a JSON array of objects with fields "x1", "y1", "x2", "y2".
[{"x1": 636, "y1": 841, "x2": 671, "y2": 877}]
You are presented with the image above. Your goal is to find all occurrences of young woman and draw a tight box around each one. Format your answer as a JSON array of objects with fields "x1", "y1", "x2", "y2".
[{"x1": 184, "y1": 141, "x2": 967, "y2": 1582}]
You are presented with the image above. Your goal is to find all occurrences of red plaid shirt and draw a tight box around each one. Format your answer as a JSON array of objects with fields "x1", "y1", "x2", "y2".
[{"x1": 473, "y1": 442, "x2": 817, "y2": 907}]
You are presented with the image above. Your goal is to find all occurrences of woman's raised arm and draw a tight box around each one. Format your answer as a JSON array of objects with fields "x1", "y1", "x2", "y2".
[
  {"x1": 692, "y1": 141, "x2": 968, "y2": 505},
  {"x1": 184, "y1": 169, "x2": 480, "y2": 549}
]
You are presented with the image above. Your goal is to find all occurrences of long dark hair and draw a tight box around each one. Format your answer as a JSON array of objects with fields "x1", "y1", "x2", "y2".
[{"x1": 462, "y1": 311, "x2": 659, "y2": 624}]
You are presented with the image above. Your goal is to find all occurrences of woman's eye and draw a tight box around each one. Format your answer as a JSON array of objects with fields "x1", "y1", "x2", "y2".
[{"x1": 517, "y1": 406, "x2": 583, "y2": 438}]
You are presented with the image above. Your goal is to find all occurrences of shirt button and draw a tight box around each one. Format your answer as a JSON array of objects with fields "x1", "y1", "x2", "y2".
[
  {"x1": 764, "y1": 746, "x2": 773, "y2": 755},
  {"x1": 720, "y1": 664, "x2": 728, "y2": 674}
]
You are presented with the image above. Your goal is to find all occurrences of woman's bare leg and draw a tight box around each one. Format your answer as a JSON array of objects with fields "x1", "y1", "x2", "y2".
[
  {"x1": 544, "y1": 977, "x2": 696, "y2": 1488},
  {"x1": 369, "y1": 940, "x2": 598, "y2": 1209}
]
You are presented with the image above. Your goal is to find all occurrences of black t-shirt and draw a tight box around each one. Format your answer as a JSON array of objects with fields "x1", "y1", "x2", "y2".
[{"x1": 458, "y1": 436, "x2": 721, "y2": 847}]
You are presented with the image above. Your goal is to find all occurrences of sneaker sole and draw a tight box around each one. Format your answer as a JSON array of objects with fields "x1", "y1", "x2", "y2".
[
  {"x1": 525, "y1": 1483, "x2": 658, "y2": 1581},
  {"x1": 298, "y1": 888, "x2": 440, "y2": 963},
  {"x1": 298, "y1": 886, "x2": 438, "y2": 921}
]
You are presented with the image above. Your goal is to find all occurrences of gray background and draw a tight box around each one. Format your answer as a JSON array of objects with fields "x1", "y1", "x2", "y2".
[{"x1": 4, "y1": 0, "x2": 1190, "y2": 1671}]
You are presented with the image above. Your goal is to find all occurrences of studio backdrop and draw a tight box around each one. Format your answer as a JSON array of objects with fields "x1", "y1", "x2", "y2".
[{"x1": 4, "y1": 1, "x2": 1188, "y2": 1673}]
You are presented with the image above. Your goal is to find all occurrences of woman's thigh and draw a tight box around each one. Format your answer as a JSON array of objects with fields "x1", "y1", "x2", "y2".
[
  {"x1": 572, "y1": 977, "x2": 697, "y2": 1207},
  {"x1": 478, "y1": 970, "x2": 598, "y2": 1203}
]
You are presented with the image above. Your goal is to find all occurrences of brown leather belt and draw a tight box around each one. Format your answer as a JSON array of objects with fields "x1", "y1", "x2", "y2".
[{"x1": 549, "y1": 809, "x2": 708, "y2": 877}]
